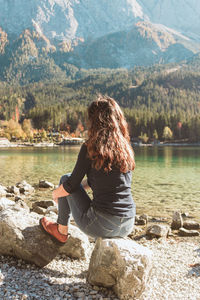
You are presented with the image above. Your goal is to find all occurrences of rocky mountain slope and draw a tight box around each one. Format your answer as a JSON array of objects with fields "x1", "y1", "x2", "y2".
[{"x1": 0, "y1": 0, "x2": 200, "y2": 79}]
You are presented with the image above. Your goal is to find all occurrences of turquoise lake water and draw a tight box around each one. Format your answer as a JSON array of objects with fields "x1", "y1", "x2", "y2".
[{"x1": 0, "y1": 146, "x2": 200, "y2": 218}]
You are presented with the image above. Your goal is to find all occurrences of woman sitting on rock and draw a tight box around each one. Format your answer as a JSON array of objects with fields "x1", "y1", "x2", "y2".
[{"x1": 40, "y1": 95, "x2": 136, "y2": 244}]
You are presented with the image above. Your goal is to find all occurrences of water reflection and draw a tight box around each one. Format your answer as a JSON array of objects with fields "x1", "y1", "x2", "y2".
[{"x1": 0, "y1": 146, "x2": 200, "y2": 218}]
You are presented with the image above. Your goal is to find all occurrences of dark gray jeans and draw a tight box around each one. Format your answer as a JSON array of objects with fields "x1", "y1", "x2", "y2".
[{"x1": 57, "y1": 174, "x2": 135, "y2": 238}]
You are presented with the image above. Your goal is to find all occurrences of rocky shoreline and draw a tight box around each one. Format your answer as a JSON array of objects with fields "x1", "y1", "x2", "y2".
[
  {"x1": 0, "y1": 138, "x2": 200, "y2": 148},
  {"x1": 1, "y1": 236, "x2": 200, "y2": 299},
  {"x1": 0, "y1": 180, "x2": 200, "y2": 299}
]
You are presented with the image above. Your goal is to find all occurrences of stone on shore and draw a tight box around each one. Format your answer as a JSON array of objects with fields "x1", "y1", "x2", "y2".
[
  {"x1": 171, "y1": 211, "x2": 183, "y2": 230},
  {"x1": 39, "y1": 180, "x2": 54, "y2": 188},
  {"x1": 146, "y1": 224, "x2": 171, "y2": 238},
  {"x1": 0, "y1": 202, "x2": 60, "y2": 267},
  {"x1": 135, "y1": 214, "x2": 148, "y2": 225},
  {"x1": 0, "y1": 197, "x2": 15, "y2": 211},
  {"x1": 16, "y1": 180, "x2": 35, "y2": 195},
  {"x1": 14, "y1": 199, "x2": 30, "y2": 211},
  {"x1": 183, "y1": 220, "x2": 200, "y2": 230},
  {"x1": 59, "y1": 224, "x2": 92, "y2": 260},
  {"x1": 6, "y1": 185, "x2": 20, "y2": 195},
  {"x1": 178, "y1": 227, "x2": 200, "y2": 237},
  {"x1": 31, "y1": 205, "x2": 46, "y2": 215},
  {"x1": 87, "y1": 238, "x2": 152, "y2": 300},
  {"x1": 45, "y1": 205, "x2": 58, "y2": 215},
  {"x1": 0, "y1": 197, "x2": 91, "y2": 266},
  {"x1": 32, "y1": 200, "x2": 55, "y2": 209},
  {"x1": 0, "y1": 185, "x2": 7, "y2": 197},
  {"x1": 31, "y1": 200, "x2": 57, "y2": 215}
]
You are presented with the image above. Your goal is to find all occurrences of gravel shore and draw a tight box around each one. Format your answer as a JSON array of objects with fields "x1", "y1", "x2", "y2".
[{"x1": 0, "y1": 236, "x2": 200, "y2": 300}]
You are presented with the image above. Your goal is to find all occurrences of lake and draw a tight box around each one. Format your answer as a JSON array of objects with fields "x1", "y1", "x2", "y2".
[{"x1": 0, "y1": 146, "x2": 200, "y2": 219}]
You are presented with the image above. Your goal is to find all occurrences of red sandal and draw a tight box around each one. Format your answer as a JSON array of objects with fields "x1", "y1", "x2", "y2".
[{"x1": 39, "y1": 217, "x2": 68, "y2": 245}]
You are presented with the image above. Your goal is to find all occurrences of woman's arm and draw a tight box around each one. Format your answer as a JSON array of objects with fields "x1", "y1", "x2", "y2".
[{"x1": 62, "y1": 144, "x2": 91, "y2": 194}]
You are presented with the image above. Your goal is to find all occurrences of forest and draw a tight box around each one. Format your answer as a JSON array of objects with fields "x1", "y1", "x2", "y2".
[{"x1": 0, "y1": 60, "x2": 200, "y2": 143}]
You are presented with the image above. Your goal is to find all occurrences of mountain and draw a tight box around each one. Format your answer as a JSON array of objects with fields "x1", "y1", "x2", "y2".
[
  {"x1": 1, "y1": 0, "x2": 200, "y2": 43},
  {"x1": 0, "y1": 0, "x2": 200, "y2": 82}
]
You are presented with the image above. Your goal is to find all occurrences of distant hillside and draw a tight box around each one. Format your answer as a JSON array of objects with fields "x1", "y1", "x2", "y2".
[{"x1": 0, "y1": 62, "x2": 199, "y2": 141}]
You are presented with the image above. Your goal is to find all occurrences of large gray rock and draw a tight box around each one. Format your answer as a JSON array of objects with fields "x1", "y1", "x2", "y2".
[
  {"x1": 59, "y1": 224, "x2": 91, "y2": 260},
  {"x1": 0, "y1": 198, "x2": 91, "y2": 266},
  {"x1": 0, "y1": 206, "x2": 60, "y2": 267},
  {"x1": 87, "y1": 238, "x2": 152, "y2": 300}
]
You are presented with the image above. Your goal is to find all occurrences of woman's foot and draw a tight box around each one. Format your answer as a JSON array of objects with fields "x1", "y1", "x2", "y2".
[
  {"x1": 39, "y1": 217, "x2": 68, "y2": 245},
  {"x1": 58, "y1": 224, "x2": 68, "y2": 235}
]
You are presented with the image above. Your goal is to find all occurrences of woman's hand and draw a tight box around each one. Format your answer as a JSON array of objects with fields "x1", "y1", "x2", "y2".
[{"x1": 52, "y1": 184, "x2": 69, "y2": 203}]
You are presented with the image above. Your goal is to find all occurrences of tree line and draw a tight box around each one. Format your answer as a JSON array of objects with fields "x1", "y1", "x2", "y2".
[{"x1": 0, "y1": 65, "x2": 200, "y2": 142}]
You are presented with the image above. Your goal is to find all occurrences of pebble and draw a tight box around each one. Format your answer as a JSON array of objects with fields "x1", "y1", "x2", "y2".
[{"x1": 0, "y1": 236, "x2": 200, "y2": 299}]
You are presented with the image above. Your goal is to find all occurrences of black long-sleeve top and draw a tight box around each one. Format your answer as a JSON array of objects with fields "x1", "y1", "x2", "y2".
[{"x1": 63, "y1": 144, "x2": 135, "y2": 218}]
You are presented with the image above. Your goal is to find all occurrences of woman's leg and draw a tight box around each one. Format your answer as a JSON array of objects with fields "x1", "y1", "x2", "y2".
[{"x1": 57, "y1": 174, "x2": 93, "y2": 233}]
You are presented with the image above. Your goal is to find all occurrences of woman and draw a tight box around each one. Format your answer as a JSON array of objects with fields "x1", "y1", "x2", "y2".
[{"x1": 40, "y1": 95, "x2": 136, "y2": 245}]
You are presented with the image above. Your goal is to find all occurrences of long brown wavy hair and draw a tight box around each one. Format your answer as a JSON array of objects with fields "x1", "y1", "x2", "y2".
[{"x1": 86, "y1": 95, "x2": 135, "y2": 173}]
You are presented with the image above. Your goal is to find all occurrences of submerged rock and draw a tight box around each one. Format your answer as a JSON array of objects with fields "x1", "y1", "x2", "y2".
[{"x1": 39, "y1": 180, "x2": 54, "y2": 188}]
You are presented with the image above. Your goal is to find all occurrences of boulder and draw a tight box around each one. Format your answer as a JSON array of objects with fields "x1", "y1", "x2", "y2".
[
  {"x1": 0, "y1": 198, "x2": 91, "y2": 266},
  {"x1": 0, "y1": 205, "x2": 60, "y2": 267},
  {"x1": 59, "y1": 224, "x2": 92, "y2": 260},
  {"x1": 87, "y1": 238, "x2": 152, "y2": 300},
  {"x1": 146, "y1": 224, "x2": 171, "y2": 238},
  {"x1": 39, "y1": 180, "x2": 54, "y2": 189},
  {"x1": 178, "y1": 228, "x2": 199, "y2": 237},
  {"x1": 16, "y1": 180, "x2": 35, "y2": 195},
  {"x1": 171, "y1": 211, "x2": 183, "y2": 230},
  {"x1": 183, "y1": 220, "x2": 200, "y2": 230}
]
